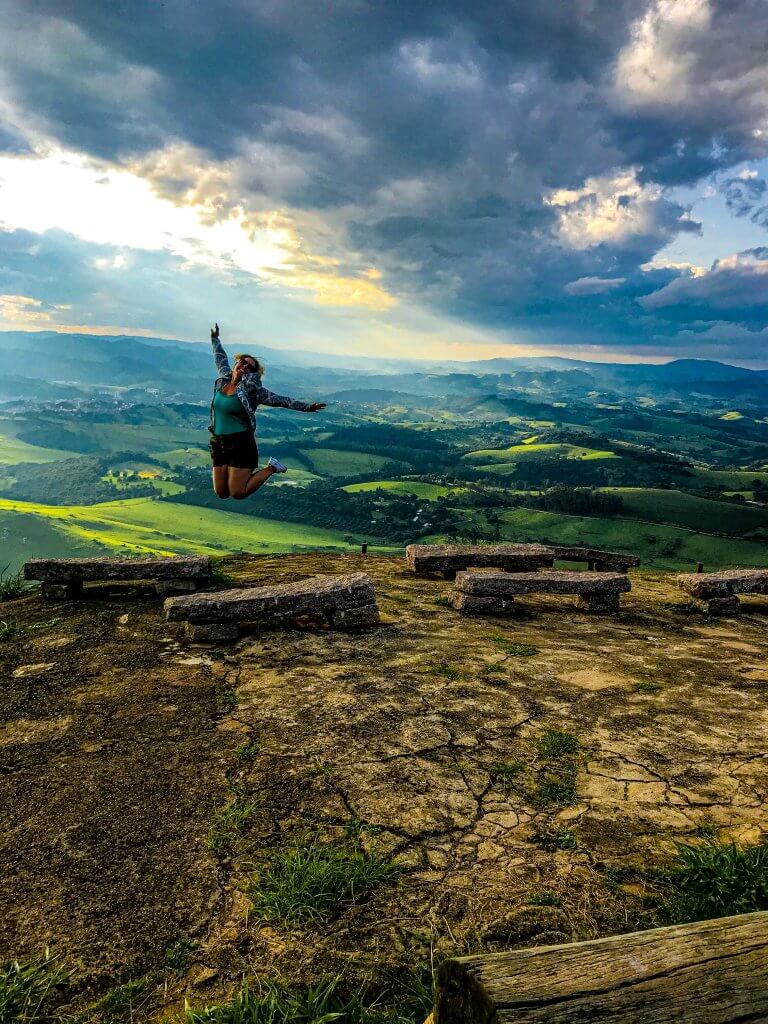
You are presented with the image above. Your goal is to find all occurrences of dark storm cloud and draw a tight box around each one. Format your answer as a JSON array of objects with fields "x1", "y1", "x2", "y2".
[{"x1": 2, "y1": 0, "x2": 768, "y2": 360}]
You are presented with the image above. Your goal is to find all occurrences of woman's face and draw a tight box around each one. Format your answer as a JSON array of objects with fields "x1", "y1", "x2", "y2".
[{"x1": 233, "y1": 356, "x2": 257, "y2": 381}]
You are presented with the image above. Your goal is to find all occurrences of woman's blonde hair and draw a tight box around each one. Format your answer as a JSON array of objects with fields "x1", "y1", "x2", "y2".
[{"x1": 233, "y1": 353, "x2": 265, "y2": 375}]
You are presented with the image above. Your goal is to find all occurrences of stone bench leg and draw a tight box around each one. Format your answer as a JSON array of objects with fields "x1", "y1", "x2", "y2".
[
  {"x1": 696, "y1": 596, "x2": 741, "y2": 616},
  {"x1": 329, "y1": 603, "x2": 380, "y2": 628},
  {"x1": 575, "y1": 593, "x2": 620, "y2": 614},
  {"x1": 155, "y1": 580, "x2": 201, "y2": 595},
  {"x1": 41, "y1": 581, "x2": 83, "y2": 601},
  {"x1": 185, "y1": 621, "x2": 239, "y2": 643}
]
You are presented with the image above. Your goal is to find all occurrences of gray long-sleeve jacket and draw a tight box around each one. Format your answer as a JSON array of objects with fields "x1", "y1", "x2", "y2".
[{"x1": 209, "y1": 335, "x2": 312, "y2": 436}]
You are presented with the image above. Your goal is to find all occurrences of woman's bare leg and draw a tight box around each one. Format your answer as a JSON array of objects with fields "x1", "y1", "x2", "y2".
[
  {"x1": 228, "y1": 465, "x2": 275, "y2": 500},
  {"x1": 212, "y1": 465, "x2": 230, "y2": 498}
]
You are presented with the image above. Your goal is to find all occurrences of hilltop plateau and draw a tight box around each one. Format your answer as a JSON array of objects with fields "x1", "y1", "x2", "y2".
[{"x1": 2, "y1": 553, "x2": 767, "y2": 1021}]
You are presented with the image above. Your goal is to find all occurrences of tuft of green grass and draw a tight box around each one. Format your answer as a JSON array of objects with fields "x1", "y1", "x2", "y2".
[
  {"x1": 527, "y1": 889, "x2": 561, "y2": 907},
  {"x1": 207, "y1": 796, "x2": 259, "y2": 855},
  {"x1": 694, "y1": 819, "x2": 719, "y2": 840},
  {"x1": 236, "y1": 740, "x2": 261, "y2": 764},
  {"x1": 0, "y1": 620, "x2": 27, "y2": 643},
  {"x1": 489, "y1": 759, "x2": 526, "y2": 792},
  {"x1": 306, "y1": 760, "x2": 334, "y2": 779},
  {"x1": 428, "y1": 661, "x2": 463, "y2": 681},
  {"x1": 0, "y1": 952, "x2": 69, "y2": 1024},
  {"x1": 165, "y1": 937, "x2": 196, "y2": 979},
  {"x1": 532, "y1": 826, "x2": 577, "y2": 852},
  {"x1": 488, "y1": 635, "x2": 538, "y2": 656},
  {"x1": 432, "y1": 595, "x2": 451, "y2": 607},
  {"x1": 185, "y1": 972, "x2": 432, "y2": 1024},
  {"x1": 531, "y1": 761, "x2": 579, "y2": 809},
  {"x1": 536, "y1": 729, "x2": 580, "y2": 759},
  {"x1": 215, "y1": 686, "x2": 238, "y2": 714},
  {"x1": 0, "y1": 566, "x2": 28, "y2": 602},
  {"x1": 634, "y1": 679, "x2": 662, "y2": 694},
  {"x1": 343, "y1": 817, "x2": 382, "y2": 839},
  {"x1": 247, "y1": 841, "x2": 398, "y2": 925},
  {"x1": 661, "y1": 838, "x2": 768, "y2": 923},
  {"x1": 96, "y1": 979, "x2": 146, "y2": 1021}
]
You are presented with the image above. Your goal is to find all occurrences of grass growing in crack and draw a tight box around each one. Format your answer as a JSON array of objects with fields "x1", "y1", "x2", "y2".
[
  {"x1": 0, "y1": 952, "x2": 69, "y2": 1024},
  {"x1": 659, "y1": 838, "x2": 768, "y2": 923},
  {"x1": 536, "y1": 729, "x2": 580, "y2": 758},
  {"x1": 306, "y1": 759, "x2": 334, "y2": 779},
  {"x1": 0, "y1": 566, "x2": 28, "y2": 602},
  {"x1": 207, "y1": 796, "x2": 258, "y2": 855},
  {"x1": 236, "y1": 740, "x2": 261, "y2": 764},
  {"x1": 247, "y1": 840, "x2": 398, "y2": 925},
  {"x1": 215, "y1": 686, "x2": 238, "y2": 714},
  {"x1": 432, "y1": 595, "x2": 451, "y2": 607},
  {"x1": 532, "y1": 826, "x2": 577, "y2": 851},
  {"x1": 489, "y1": 760, "x2": 526, "y2": 792},
  {"x1": 531, "y1": 761, "x2": 578, "y2": 808},
  {"x1": 185, "y1": 972, "x2": 433, "y2": 1024},
  {"x1": 344, "y1": 817, "x2": 382, "y2": 839},
  {"x1": 488, "y1": 634, "x2": 538, "y2": 656}
]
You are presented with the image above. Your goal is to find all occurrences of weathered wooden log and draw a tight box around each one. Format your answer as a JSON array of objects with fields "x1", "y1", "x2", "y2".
[
  {"x1": 454, "y1": 570, "x2": 631, "y2": 597},
  {"x1": 547, "y1": 545, "x2": 640, "y2": 572},
  {"x1": 165, "y1": 572, "x2": 377, "y2": 625},
  {"x1": 435, "y1": 911, "x2": 768, "y2": 1024},
  {"x1": 677, "y1": 569, "x2": 768, "y2": 599},
  {"x1": 406, "y1": 544, "x2": 554, "y2": 576},
  {"x1": 25, "y1": 556, "x2": 212, "y2": 584}
]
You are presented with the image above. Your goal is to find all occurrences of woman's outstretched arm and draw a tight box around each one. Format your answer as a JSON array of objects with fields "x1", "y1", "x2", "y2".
[
  {"x1": 250, "y1": 383, "x2": 326, "y2": 413},
  {"x1": 210, "y1": 323, "x2": 231, "y2": 376}
]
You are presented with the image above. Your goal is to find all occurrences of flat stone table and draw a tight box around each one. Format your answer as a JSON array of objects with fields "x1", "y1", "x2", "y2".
[
  {"x1": 677, "y1": 568, "x2": 768, "y2": 615},
  {"x1": 24, "y1": 556, "x2": 213, "y2": 600},
  {"x1": 406, "y1": 543, "x2": 554, "y2": 579},
  {"x1": 165, "y1": 571, "x2": 380, "y2": 641},
  {"x1": 450, "y1": 569, "x2": 631, "y2": 615}
]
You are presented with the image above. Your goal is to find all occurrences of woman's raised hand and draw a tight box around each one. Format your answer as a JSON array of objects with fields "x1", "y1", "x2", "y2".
[
  {"x1": 307, "y1": 402, "x2": 327, "y2": 412},
  {"x1": 211, "y1": 323, "x2": 220, "y2": 340}
]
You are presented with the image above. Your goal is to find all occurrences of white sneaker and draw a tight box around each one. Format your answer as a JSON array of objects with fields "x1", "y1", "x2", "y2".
[{"x1": 267, "y1": 457, "x2": 288, "y2": 473}]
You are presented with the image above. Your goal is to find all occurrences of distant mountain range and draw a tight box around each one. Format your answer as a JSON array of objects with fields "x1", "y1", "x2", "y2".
[{"x1": 1, "y1": 330, "x2": 766, "y2": 412}]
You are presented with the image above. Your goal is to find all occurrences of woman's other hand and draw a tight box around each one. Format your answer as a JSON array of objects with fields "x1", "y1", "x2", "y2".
[
  {"x1": 307, "y1": 402, "x2": 327, "y2": 412},
  {"x1": 211, "y1": 323, "x2": 220, "y2": 340}
]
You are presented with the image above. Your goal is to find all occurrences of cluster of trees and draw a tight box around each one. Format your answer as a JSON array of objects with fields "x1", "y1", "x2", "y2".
[
  {"x1": 518, "y1": 485, "x2": 624, "y2": 517},
  {"x1": 168, "y1": 473, "x2": 458, "y2": 542},
  {"x1": 1, "y1": 454, "x2": 159, "y2": 505}
]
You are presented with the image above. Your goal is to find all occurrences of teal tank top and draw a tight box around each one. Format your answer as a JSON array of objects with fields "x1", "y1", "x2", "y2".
[{"x1": 213, "y1": 389, "x2": 250, "y2": 435}]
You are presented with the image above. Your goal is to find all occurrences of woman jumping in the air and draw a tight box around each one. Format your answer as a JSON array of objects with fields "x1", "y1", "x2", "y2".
[{"x1": 208, "y1": 323, "x2": 326, "y2": 500}]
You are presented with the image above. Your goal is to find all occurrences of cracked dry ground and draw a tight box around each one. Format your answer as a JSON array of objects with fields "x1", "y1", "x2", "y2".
[{"x1": 2, "y1": 552, "x2": 768, "y2": 1015}]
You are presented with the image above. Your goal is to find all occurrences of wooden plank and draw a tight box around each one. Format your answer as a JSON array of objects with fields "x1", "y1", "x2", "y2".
[{"x1": 435, "y1": 912, "x2": 768, "y2": 1024}]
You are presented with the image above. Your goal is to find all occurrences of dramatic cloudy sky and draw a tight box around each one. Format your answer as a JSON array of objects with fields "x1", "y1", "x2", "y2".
[{"x1": 1, "y1": 0, "x2": 768, "y2": 365}]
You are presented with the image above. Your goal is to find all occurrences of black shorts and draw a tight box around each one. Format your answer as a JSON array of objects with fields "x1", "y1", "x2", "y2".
[{"x1": 209, "y1": 430, "x2": 259, "y2": 469}]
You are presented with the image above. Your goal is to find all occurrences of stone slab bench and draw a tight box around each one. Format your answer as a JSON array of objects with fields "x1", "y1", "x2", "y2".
[
  {"x1": 165, "y1": 572, "x2": 379, "y2": 641},
  {"x1": 547, "y1": 545, "x2": 640, "y2": 572},
  {"x1": 450, "y1": 569, "x2": 631, "y2": 615},
  {"x1": 435, "y1": 911, "x2": 768, "y2": 1024},
  {"x1": 406, "y1": 543, "x2": 554, "y2": 579},
  {"x1": 24, "y1": 556, "x2": 213, "y2": 600},
  {"x1": 677, "y1": 568, "x2": 768, "y2": 615}
]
